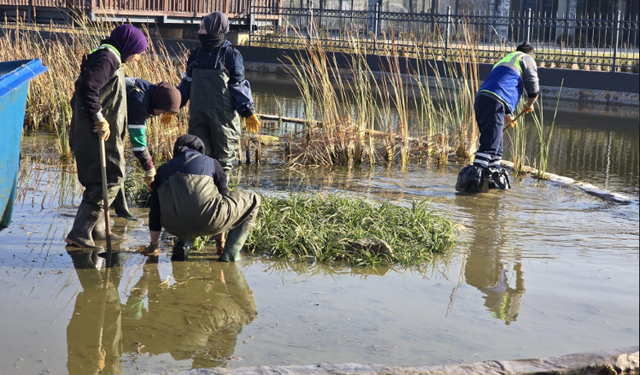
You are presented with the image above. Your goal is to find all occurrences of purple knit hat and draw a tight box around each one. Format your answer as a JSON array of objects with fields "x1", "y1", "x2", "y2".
[{"x1": 109, "y1": 25, "x2": 148, "y2": 62}]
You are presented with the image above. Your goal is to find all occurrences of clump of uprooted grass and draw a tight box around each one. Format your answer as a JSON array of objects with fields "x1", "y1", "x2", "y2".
[{"x1": 245, "y1": 194, "x2": 456, "y2": 266}]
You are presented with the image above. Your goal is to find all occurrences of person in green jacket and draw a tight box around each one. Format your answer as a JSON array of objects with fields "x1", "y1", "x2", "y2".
[{"x1": 65, "y1": 25, "x2": 148, "y2": 250}]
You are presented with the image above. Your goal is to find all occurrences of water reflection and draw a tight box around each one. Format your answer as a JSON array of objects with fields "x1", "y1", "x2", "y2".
[
  {"x1": 65, "y1": 251, "x2": 257, "y2": 373},
  {"x1": 455, "y1": 193, "x2": 525, "y2": 325},
  {"x1": 66, "y1": 250, "x2": 123, "y2": 375},
  {"x1": 121, "y1": 260, "x2": 257, "y2": 369}
]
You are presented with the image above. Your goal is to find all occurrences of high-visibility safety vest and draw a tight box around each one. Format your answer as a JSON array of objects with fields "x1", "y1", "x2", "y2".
[
  {"x1": 90, "y1": 44, "x2": 122, "y2": 65},
  {"x1": 477, "y1": 51, "x2": 526, "y2": 114}
]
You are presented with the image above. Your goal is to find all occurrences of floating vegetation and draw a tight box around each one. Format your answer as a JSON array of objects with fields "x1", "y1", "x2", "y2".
[{"x1": 245, "y1": 194, "x2": 456, "y2": 266}]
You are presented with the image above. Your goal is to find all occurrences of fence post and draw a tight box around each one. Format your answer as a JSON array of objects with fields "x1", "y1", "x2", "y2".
[
  {"x1": 248, "y1": 0, "x2": 254, "y2": 46},
  {"x1": 611, "y1": 10, "x2": 621, "y2": 72},
  {"x1": 526, "y1": 8, "x2": 532, "y2": 43},
  {"x1": 373, "y1": 2, "x2": 379, "y2": 54},
  {"x1": 444, "y1": 5, "x2": 451, "y2": 59}
]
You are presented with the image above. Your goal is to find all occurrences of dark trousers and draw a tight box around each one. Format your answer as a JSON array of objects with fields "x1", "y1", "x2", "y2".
[{"x1": 473, "y1": 95, "x2": 506, "y2": 168}]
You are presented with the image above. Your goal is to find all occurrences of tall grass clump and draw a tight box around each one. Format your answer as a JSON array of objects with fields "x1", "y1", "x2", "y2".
[
  {"x1": 281, "y1": 20, "x2": 483, "y2": 169},
  {"x1": 509, "y1": 106, "x2": 528, "y2": 177},
  {"x1": 531, "y1": 83, "x2": 562, "y2": 179},
  {"x1": 246, "y1": 194, "x2": 456, "y2": 266}
]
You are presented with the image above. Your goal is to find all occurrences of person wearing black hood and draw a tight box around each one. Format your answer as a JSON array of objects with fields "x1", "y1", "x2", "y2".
[
  {"x1": 66, "y1": 25, "x2": 148, "y2": 250},
  {"x1": 177, "y1": 12, "x2": 259, "y2": 173},
  {"x1": 142, "y1": 134, "x2": 260, "y2": 262}
]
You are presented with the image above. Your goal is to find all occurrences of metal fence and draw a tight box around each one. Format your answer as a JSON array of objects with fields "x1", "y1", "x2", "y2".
[{"x1": 249, "y1": 3, "x2": 640, "y2": 72}]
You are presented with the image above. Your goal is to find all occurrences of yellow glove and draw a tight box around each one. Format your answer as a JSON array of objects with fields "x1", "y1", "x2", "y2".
[
  {"x1": 144, "y1": 168, "x2": 156, "y2": 190},
  {"x1": 160, "y1": 114, "x2": 174, "y2": 126},
  {"x1": 523, "y1": 103, "x2": 534, "y2": 114},
  {"x1": 504, "y1": 114, "x2": 515, "y2": 128},
  {"x1": 93, "y1": 119, "x2": 110, "y2": 141},
  {"x1": 245, "y1": 114, "x2": 260, "y2": 134}
]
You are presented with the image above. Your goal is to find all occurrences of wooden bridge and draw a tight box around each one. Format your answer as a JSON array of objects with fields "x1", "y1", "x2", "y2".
[{"x1": 0, "y1": 0, "x2": 281, "y2": 27}]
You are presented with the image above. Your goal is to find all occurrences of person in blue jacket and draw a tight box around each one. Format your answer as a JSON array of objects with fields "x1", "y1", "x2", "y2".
[
  {"x1": 456, "y1": 42, "x2": 539, "y2": 193},
  {"x1": 177, "y1": 11, "x2": 260, "y2": 173},
  {"x1": 112, "y1": 77, "x2": 182, "y2": 221}
]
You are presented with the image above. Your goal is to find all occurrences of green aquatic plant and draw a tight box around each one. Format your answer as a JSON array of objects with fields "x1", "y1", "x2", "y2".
[
  {"x1": 532, "y1": 82, "x2": 563, "y2": 179},
  {"x1": 245, "y1": 194, "x2": 456, "y2": 266},
  {"x1": 509, "y1": 105, "x2": 528, "y2": 177}
]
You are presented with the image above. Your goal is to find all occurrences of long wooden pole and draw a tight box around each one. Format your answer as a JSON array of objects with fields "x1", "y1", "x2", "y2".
[{"x1": 99, "y1": 137, "x2": 113, "y2": 257}]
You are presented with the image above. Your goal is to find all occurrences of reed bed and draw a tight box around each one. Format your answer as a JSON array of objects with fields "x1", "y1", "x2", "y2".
[
  {"x1": 281, "y1": 23, "x2": 483, "y2": 169},
  {"x1": 3, "y1": 17, "x2": 556, "y2": 192},
  {"x1": 246, "y1": 194, "x2": 456, "y2": 266}
]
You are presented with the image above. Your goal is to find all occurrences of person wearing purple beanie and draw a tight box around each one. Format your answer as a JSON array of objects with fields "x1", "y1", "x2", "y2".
[{"x1": 66, "y1": 24, "x2": 148, "y2": 250}]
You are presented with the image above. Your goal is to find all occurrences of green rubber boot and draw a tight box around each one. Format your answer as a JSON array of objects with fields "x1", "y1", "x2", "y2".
[
  {"x1": 113, "y1": 185, "x2": 138, "y2": 221},
  {"x1": 218, "y1": 226, "x2": 250, "y2": 262}
]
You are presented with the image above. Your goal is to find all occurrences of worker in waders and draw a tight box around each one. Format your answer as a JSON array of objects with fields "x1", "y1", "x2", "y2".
[
  {"x1": 141, "y1": 135, "x2": 261, "y2": 262},
  {"x1": 456, "y1": 42, "x2": 539, "y2": 193},
  {"x1": 111, "y1": 77, "x2": 182, "y2": 221},
  {"x1": 177, "y1": 11, "x2": 259, "y2": 251},
  {"x1": 177, "y1": 11, "x2": 259, "y2": 170},
  {"x1": 65, "y1": 25, "x2": 148, "y2": 249}
]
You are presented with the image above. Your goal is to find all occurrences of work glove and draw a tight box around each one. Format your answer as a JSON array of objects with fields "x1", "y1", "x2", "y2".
[
  {"x1": 144, "y1": 168, "x2": 156, "y2": 190},
  {"x1": 160, "y1": 113, "x2": 174, "y2": 126},
  {"x1": 93, "y1": 119, "x2": 110, "y2": 141},
  {"x1": 504, "y1": 114, "x2": 515, "y2": 129},
  {"x1": 245, "y1": 114, "x2": 260, "y2": 134},
  {"x1": 523, "y1": 103, "x2": 534, "y2": 114},
  {"x1": 139, "y1": 242, "x2": 159, "y2": 256}
]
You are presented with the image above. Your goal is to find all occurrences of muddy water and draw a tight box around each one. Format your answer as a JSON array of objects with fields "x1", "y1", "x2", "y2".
[{"x1": 1, "y1": 89, "x2": 638, "y2": 374}]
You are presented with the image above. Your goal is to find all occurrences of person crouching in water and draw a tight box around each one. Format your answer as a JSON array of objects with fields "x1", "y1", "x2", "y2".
[
  {"x1": 142, "y1": 135, "x2": 261, "y2": 262},
  {"x1": 66, "y1": 24, "x2": 148, "y2": 249},
  {"x1": 456, "y1": 42, "x2": 539, "y2": 193},
  {"x1": 177, "y1": 11, "x2": 260, "y2": 170},
  {"x1": 111, "y1": 77, "x2": 182, "y2": 221}
]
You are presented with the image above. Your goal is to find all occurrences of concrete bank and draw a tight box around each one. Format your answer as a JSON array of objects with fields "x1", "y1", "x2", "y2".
[
  {"x1": 158, "y1": 40, "x2": 639, "y2": 112},
  {"x1": 145, "y1": 347, "x2": 639, "y2": 375}
]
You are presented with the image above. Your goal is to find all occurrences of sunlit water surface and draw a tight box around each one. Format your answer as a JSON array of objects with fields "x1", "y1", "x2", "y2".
[{"x1": 0, "y1": 77, "x2": 638, "y2": 374}]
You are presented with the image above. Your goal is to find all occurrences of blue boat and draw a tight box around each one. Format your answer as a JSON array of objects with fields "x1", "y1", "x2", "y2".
[{"x1": 0, "y1": 59, "x2": 48, "y2": 231}]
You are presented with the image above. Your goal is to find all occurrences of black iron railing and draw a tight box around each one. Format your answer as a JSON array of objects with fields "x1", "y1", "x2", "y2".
[{"x1": 248, "y1": 3, "x2": 640, "y2": 72}]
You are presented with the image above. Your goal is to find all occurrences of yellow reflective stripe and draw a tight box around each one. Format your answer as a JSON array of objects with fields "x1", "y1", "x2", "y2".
[
  {"x1": 493, "y1": 51, "x2": 524, "y2": 73},
  {"x1": 90, "y1": 44, "x2": 122, "y2": 64}
]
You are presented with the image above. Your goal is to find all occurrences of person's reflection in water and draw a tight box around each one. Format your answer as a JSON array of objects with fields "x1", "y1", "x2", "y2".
[
  {"x1": 122, "y1": 259, "x2": 257, "y2": 368},
  {"x1": 66, "y1": 249, "x2": 124, "y2": 375},
  {"x1": 455, "y1": 193, "x2": 525, "y2": 325}
]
